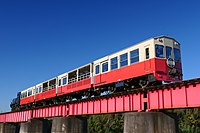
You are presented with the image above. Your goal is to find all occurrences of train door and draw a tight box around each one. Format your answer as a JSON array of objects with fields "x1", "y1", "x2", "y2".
[
  {"x1": 144, "y1": 45, "x2": 151, "y2": 72},
  {"x1": 94, "y1": 63, "x2": 101, "y2": 85},
  {"x1": 100, "y1": 60, "x2": 109, "y2": 84}
]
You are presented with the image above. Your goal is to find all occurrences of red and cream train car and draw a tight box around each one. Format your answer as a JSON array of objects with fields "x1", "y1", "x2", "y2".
[{"x1": 10, "y1": 36, "x2": 182, "y2": 110}]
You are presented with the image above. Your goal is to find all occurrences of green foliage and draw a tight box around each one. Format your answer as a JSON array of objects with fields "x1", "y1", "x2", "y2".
[
  {"x1": 88, "y1": 108, "x2": 200, "y2": 133},
  {"x1": 167, "y1": 108, "x2": 200, "y2": 133},
  {"x1": 88, "y1": 114, "x2": 124, "y2": 133}
]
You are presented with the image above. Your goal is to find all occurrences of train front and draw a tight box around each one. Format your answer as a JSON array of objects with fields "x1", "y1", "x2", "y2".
[{"x1": 153, "y1": 36, "x2": 183, "y2": 82}]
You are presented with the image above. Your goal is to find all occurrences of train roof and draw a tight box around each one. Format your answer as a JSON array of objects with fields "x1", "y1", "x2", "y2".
[
  {"x1": 93, "y1": 35, "x2": 180, "y2": 64},
  {"x1": 154, "y1": 35, "x2": 180, "y2": 45}
]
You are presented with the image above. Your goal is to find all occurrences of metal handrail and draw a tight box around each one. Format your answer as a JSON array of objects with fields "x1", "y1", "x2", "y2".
[
  {"x1": 68, "y1": 77, "x2": 77, "y2": 84},
  {"x1": 78, "y1": 72, "x2": 90, "y2": 81}
]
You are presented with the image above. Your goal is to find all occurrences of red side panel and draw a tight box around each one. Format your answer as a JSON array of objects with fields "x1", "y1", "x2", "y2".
[
  {"x1": 153, "y1": 58, "x2": 182, "y2": 81},
  {"x1": 5, "y1": 110, "x2": 32, "y2": 122},
  {"x1": 94, "y1": 58, "x2": 182, "y2": 87},
  {"x1": 20, "y1": 96, "x2": 34, "y2": 105},
  {"x1": 35, "y1": 88, "x2": 56, "y2": 102},
  {"x1": 0, "y1": 114, "x2": 6, "y2": 122},
  {"x1": 57, "y1": 78, "x2": 92, "y2": 96},
  {"x1": 33, "y1": 105, "x2": 67, "y2": 118},
  {"x1": 94, "y1": 60, "x2": 154, "y2": 87},
  {"x1": 19, "y1": 58, "x2": 182, "y2": 105}
]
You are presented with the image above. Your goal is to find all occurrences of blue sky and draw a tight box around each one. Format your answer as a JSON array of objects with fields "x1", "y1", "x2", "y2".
[{"x1": 0, "y1": 0, "x2": 200, "y2": 112}]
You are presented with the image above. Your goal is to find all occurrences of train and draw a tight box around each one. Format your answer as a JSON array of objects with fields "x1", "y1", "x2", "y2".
[{"x1": 10, "y1": 36, "x2": 182, "y2": 111}]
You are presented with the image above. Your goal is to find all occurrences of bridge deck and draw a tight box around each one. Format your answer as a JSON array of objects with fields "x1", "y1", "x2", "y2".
[{"x1": 0, "y1": 78, "x2": 200, "y2": 123}]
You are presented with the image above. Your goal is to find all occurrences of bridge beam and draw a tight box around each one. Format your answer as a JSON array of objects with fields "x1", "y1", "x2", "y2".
[
  {"x1": 51, "y1": 117, "x2": 88, "y2": 133},
  {"x1": 19, "y1": 119, "x2": 51, "y2": 133},
  {"x1": 124, "y1": 112, "x2": 176, "y2": 133}
]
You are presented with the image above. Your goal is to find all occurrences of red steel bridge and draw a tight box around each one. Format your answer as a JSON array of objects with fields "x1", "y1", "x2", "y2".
[{"x1": 0, "y1": 78, "x2": 200, "y2": 123}]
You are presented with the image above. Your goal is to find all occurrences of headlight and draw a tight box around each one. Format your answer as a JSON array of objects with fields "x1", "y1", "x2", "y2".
[{"x1": 166, "y1": 58, "x2": 175, "y2": 68}]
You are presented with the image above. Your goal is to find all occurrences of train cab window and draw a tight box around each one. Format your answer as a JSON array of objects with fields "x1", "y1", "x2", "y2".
[
  {"x1": 130, "y1": 49, "x2": 139, "y2": 64},
  {"x1": 28, "y1": 90, "x2": 32, "y2": 96},
  {"x1": 155, "y1": 44, "x2": 164, "y2": 58},
  {"x1": 95, "y1": 65, "x2": 100, "y2": 74},
  {"x1": 166, "y1": 46, "x2": 172, "y2": 59},
  {"x1": 174, "y1": 48, "x2": 181, "y2": 61},
  {"x1": 145, "y1": 48, "x2": 149, "y2": 59},
  {"x1": 120, "y1": 53, "x2": 128, "y2": 67},
  {"x1": 102, "y1": 62, "x2": 108, "y2": 72},
  {"x1": 62, "y1": 77, "x2": 67, "y2": 85},
  {"x1": 111, "y1": 57, "x2": 118, "y2": 70}
]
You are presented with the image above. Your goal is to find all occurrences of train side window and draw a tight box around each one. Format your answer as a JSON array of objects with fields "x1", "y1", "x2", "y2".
[
  {"x1": 23, "y1": 92, "x2": 27, "y2": 98},
  {"x1": 28, "y1": 90, "x2": 32, "y2": 96},
  {"x1": 111, "y1": 57, "x2": 118, "y2": 70},
  {"x1": 25, "y1": 92, "x2": 27, "y2": 97},
  {"x1": 102, "y1": 62, "x2": 108, "y2": 72},
  {"x1": 120, "y1": 53, "x2": 128, "y2": 67},
  {"x1": 39, "y1": 86, "x2": 43, "y2": 93},
  {"x1": 21, "y1": 92, "x2": 26, "y2": 98},
  {"x1": 20, "y1": 93, "x2": 23, "y2": 98},
  {"x1": 166, "y1": 46, "x2": 172, "y2": 59},
  {"x1": 58, "y1": 79, "x2": 62, "y2": 86},
  {"x1": 155, "y1": 44, "x2": 164, "y2": 58},
  {"x1": 130, "y1": 49, "x2": 139, "y2": 64},
  {"x1": 174, "y1": 48, "x2": 181, "y2": 61},
  {"x1": 62, "y1": 77, "x2": 67, "y2": 85},
  {"x1": 95, "y1": 65, "x2": 100, "y2": 74},
  {"x1": 36, "y1": 87, "x2": 39, "y2": 94},
  {"x1": 145, "y1": 48, "x2": 149, "y2": 59}
]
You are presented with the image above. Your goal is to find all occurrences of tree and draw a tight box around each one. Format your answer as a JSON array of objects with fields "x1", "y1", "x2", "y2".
[{"x1": 88, "y1": 113, "x2": 124, "y2": 133}]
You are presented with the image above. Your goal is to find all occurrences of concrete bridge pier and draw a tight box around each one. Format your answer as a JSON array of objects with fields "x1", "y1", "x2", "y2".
[
  {"x1": 51, "y1": 117, "x2": 88, "y2": 133},
  {"x1": 124, "y1": 112, "x2": 176, "y2": 133},
  {"x1": 0, "y1": 122, "x2": 19, "y2": 133},
  {"x1": 19, "y1": 119, "x2": 51, "y2": 133}
]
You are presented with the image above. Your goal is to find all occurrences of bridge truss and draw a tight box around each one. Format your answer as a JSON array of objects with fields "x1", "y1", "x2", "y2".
[{"x1": 0, "y1": 78, "x2": 200, "y2": 123}]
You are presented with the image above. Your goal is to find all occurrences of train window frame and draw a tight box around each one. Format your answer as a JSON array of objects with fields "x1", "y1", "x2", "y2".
[
  {"x1": 36, "y1": 87, "x2": 39, "y2": 94},
  {"x1": 166, "y1": 46, "x2": 172, "y2": 59},
  {"x1": 101, "y1": 61, "x2": 108, "y2": 73},
  {"x1": 111, "y1": 57, "x2": 118, "y2": 70},
  {"x1": 174, "y1": 48, "x2": 181, "y2": 61},
  {"x1": 95, "y1": 64, "x2": 100, "y2": 75},
  {"x1": 120, "y1": 53, "x2": 128, "y2": 67},
  {"x1": 102, "y1": 62, "x2": 108, "y2": 73},
  {"x1": 130, "y1": 49, "x2": 139, "y2": 64},
  {"x1": 155, "y1": 44, "x2": 164, "y2": 58},
  {"x1": 21, "y1": 92, "x2": 26, "y2": 98},
  {"x1": 24, "y1": 92, "x2": 27, "y2": 98},
  {"x1": 62, "y1": 77, "x2": 67, "y2": 85},
  {"x1": 28, "y1": 90, "x2": 32, "y2": 97},
  {"x1": 145, "y1": 48, "x2": 149, "y2": 59},
  {"x1": 39, "y1": 86, "x2": 43, "y2": 93},
  {"x1": 58, "y1": 79, "x2": 62, "y2": 86}
]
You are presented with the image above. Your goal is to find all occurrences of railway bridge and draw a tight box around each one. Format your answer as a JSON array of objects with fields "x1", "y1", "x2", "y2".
[{"x1": 0, "y1": 78, "x2": 200, "y2": 133}]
